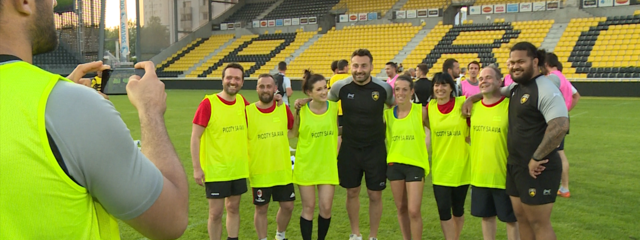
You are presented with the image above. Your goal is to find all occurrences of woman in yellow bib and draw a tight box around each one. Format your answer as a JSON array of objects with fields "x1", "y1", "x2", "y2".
[
  {"x1": 383, "y1": 75, "x2": 430, "y2": 240},
  {"x1": 426, "y1": 72, "x2": 471, "y2": 240},
  {"x1": 291, "y1": 71, "x2": 340, "y2": 240}
]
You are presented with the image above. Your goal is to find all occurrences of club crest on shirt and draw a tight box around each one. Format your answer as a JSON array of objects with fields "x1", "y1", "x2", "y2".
[
  {"x1": 372, "y1": 91, "x2": 380, "y2": 101},
  {"x1": 521, "y1": 94, "x2": 530, "y2": 104},
  {"x1": 529, "y1": 188, "x2": 536, "y2": 197}
]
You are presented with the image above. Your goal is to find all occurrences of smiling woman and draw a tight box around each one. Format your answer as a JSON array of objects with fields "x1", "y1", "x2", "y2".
[{"x1": 105, "y1": 0, "x2": 137, "y2": 28}]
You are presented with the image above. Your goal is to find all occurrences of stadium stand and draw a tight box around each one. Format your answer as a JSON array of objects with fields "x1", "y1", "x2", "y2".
[
  {"x1": 187, "y1": 35, "x2": 257, "y2": 78},
  {"x1": 223, "y1": 1, "x2": 275, "y2": 23},
  {"x1": 557, "y1": 15, "x2": 640, "y2": 79},
  {"x1": 160, "y1": 35, "x2": 235, "y2": 76},
  {"x1": 403, "y1": 19, "x2": 552, "y2": 78},
  {"x1": 333, "y1": 0, "x2": 398, "y2": 16},
  {"x1": 262, "y1": 0, "x2": 339, "y2": 20},
  {"x1": 192, "y1": 32, "x2": 308, "y2": 78},
  {"x1": 403, "y1": 23, "x2": 452, "y2": 78},
  {"x1": 156, "y1": 38, "x2": 209, "y2": 78},
  {"x1": 288, "y1": 23, "x2": 422, "y2": 78},
  {"x1": 402, "y1": 0, "x2": 448, "y2": 10},
  {"x1": 33, "y1": 46, "x2": 81, "y2": 67},
  {"x1": 250, "y1": 30, "x2": 316, "y2": 78}
]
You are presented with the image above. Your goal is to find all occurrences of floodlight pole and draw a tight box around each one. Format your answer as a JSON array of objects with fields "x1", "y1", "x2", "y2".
[
  {"x1": 98, "y1": 0, "x2": 106, "y2": 61},
  {"x1": 136, "y1": 0, "x2": 142, "y2": 61}
]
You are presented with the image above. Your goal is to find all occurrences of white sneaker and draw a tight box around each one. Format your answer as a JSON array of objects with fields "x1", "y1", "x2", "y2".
[
  {"x1": 349, "y1": 234, "x2": 362, "y2": 240},
  {"x1": 369, "y1": 238, "x2": 378, "y2": 240}
]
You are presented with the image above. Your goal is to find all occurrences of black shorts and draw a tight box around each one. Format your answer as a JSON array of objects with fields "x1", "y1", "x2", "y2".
[
  {"x1": 433, "y1": 184, "x2": 469, "y2": 221},
  {"x1": 557, "y1": 137, "x2": 565, "y2": 151},
  {"x1": 338, "y1": 141, "x2": 387, "y2": 191},
  {"x1": 205, "y1": 178, "x2": 248, "y2": 199},
  {"x1": 338, "y1": 115, "x2": 344, "y2": 127},
  {"x1": 387, "y1": 163, "x2": 425, "y2": 182},
  {"x1": 506, "y1": 160, "x2": 561, "y2": 205},
  {"x1": 252, "y1": 184, "x2": 296, "y2": 205},
  {"x1": 471, "y1": 186, "x2": 517, "y2": 223}
]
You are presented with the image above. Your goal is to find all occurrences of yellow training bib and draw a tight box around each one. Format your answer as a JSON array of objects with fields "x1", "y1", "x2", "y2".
[
  {"x1": 294, "y1": 101, "x2": 339, "y2": 186},
  {"x1": 0, "y1": 61, "x2": 119, "y2": 239},
  {"x1": 470, "y1": 98, "x2": 510, "y2": 189},
  {"x1": 428, "y1": 96, "x2": 471, "y2": 187},
  {"x1": 200, "y1": 94, "x2": 249, "y2": 182},
  {"x1": 247, "y1": 103, "x2": 293, "y2": 188},
  {"x1": 384, "y1": 103, "x2": 429, "y2": 172}
]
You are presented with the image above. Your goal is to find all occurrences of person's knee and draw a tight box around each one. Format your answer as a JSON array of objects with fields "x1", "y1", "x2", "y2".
[
  {"x1": 319, "y1": 203, "x2": 332, "y2": 218},
  {"x1": 407, "y1": 205, "x2": 421, "y2": 219},
  {"x1": 280, "y1": 202, "x2": 294, "y2": 213},
  {"x1": 302, "y1": 200, "x2": 315, "y2": 213},
  {"x1": 226, "y1": 199, "x2": 240, "y2": 214},
  {"x1": 395, "y1": 201, "x2": 408, "y2": 214},
  {"x1": 209, "y1": 208, "x2": 224, "y2": 222},
  {"x1": 367, "y1": 190, "x2": 382, "y2": 203},
  {"x1": 347, "y1": 188, "x2": 360, "y2": 198},
  {"x1": 255, "y1": 204, "x2": 269, "y2": 215},
  {"x1": 452, "y1": 205, "x2": 465, "y2": 217}
]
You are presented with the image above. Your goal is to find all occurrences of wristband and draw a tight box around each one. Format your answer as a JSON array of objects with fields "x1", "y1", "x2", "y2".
[{"x1": 532, "y1": 156, "x2": 543, "y2": 161}]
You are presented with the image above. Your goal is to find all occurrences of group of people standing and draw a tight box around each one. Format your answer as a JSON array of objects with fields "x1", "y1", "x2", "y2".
[{"x1": 190, "y1": 41, "x2": 576, "y2": 240}]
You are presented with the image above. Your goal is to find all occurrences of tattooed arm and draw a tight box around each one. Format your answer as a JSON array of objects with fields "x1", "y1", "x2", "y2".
[
  {"x1": 529, "y1": 78, "x2": 570, "y2": 178},
  {"x1": 532, "y1": 117, "x2": 569, "y2": 160}
]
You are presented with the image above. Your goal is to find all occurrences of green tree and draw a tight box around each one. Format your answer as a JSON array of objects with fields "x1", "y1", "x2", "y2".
[
  {"x1": 105, "y1": 20, "x2": 137, "y2": 58},
  {"x1": 105, "y1": 17, "x2": 170, "y2": 61}
]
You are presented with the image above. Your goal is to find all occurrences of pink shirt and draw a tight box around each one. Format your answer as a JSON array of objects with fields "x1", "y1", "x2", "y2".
[
  {"x1": 503, "y1": 74, "x2": 514, "y2": 86},
  {"x1": 460, "y1": 79, "x2": 480, "y2": 98},
  {"x1": 387, "y1": 74, "x2": 399, "y2": 92},
  {"x1": 550, "y1": 70, "x2": 573, "y2": 110}
]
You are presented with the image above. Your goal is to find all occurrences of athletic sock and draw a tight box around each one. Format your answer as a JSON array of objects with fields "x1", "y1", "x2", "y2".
[
  {"x1": 275, "y1": 231, "x2": 286, "y2": 240},
  {"x1": 559, "y1": 186, "x2": 570, "y2": 193},
  {"x1": 227, "y1": 238, "x2": 238, "y2": 240},
  {"x1": 300, "y1": 217, "x2": 313, "y2": 240},
  {"x1": 259, "y1": 238, "x2": 267, "y2": 240},
  {"x1": 317, "y1": 215, "x2": 331, "y2": 240}
]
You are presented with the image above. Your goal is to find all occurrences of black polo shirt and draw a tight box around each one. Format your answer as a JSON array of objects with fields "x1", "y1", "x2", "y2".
[
  {"x1": 505, "y1": 74, "x2": 568, "y2": 166},
  {"x1": 329, "y1": 76, "x2": 394, "y2": 147}
]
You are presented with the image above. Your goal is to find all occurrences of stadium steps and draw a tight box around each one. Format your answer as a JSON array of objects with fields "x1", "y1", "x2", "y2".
[
  {"x1": 156, "y1": 38, "x2": 207, "y2": 74},
  {"x1": 181, "y1": 37, "x2": 237, "y2": 77},
  {"x1": 256, "y1": 0, "x2": 284, "y2": 20},
  {"x1": 377, "y1": 22, "x2": 435, "y2": 77},
  {"x1": 386, "y1": 0, "x2": 409, "y2": 19},
  {"x1": 540, "y1": 23, "x2": 567, "y2": 52},
  {"x1": 284, "y1": 33, "x2": 323, "y2": 65}
]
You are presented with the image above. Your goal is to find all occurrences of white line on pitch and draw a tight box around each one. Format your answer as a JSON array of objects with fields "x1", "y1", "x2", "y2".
[{"x1": 570, "y1": 111, "x2": 588, "y2": 118}]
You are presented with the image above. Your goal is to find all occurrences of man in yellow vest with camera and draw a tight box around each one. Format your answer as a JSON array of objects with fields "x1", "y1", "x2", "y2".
[{"x1": 0, "y1": 0, "x2": 189, "y2": 239}]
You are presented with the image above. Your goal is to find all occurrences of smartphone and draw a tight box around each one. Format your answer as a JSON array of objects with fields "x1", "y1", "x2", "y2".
[{"x1": 101, "y1": 68, "x2": 146, "y2": 95}]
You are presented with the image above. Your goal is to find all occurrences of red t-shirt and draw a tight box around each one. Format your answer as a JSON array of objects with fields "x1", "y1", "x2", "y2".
[
  {"x1": 437, "y1": 98, "x2": 471, "y2": 126},
  {"x1": 193, "y1": 95, "x2": 293, "y2": 129}
]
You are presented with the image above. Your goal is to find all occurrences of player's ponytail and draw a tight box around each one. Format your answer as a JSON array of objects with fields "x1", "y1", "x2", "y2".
[{"x1": 301, "y1": 69, "x2": 326, "y2": 96}]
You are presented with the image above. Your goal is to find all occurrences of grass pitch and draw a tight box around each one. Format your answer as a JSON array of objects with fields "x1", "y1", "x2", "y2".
[{"x1": 110, "y1": 90, "x2": 640, "y2": 240}]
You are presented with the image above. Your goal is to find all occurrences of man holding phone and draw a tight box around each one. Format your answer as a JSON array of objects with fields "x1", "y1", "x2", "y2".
[{"x1": 0, "y1": 0, "x2": 188, "y2": 238}]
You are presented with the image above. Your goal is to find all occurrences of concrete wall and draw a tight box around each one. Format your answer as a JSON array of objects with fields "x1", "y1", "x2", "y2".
[{"x1": 211, "y1": 1, "x2": 246, "y2": 24}]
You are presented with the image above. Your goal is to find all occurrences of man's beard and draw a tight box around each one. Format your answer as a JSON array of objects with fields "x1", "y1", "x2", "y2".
[
  {"x1": 223, "y1": 85, "x2": 240, "y2": 95},
  {"x1": 511, "y1": 63, "x2": 535, "y2": 84},
  {"x1": 259, "y1": 93, "x2": 273, "y2": 104},
  {"x1": 352, "y1": 71, "x2": 371, "y2": 83},
  {"x1": 31, "y1": 3, "x2": 59, "y2": 56}
]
